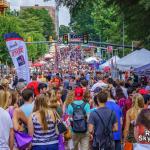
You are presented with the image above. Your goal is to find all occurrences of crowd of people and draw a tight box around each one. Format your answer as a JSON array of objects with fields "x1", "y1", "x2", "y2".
[{"x1": 0, "y1": 66, "x2": 150, "y2": 150}]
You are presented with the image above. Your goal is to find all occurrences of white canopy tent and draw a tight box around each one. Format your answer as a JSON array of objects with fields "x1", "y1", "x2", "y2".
[
  {"x1": 85, "y1": 57, "x2": 99, "y2": 63},
  {"x1": 117, "y1": 48, "x2": 150, "y2": 70},
  {"x1": 101, "y1": 56, "x2": 120, "y2": 68}
]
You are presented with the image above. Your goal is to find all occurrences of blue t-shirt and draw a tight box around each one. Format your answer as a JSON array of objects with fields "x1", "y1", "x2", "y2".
[
  {"x1": 67, "y1": 100, "x2": 90, "y2": 115},
  {"x1": 106, "y1": 100, "x2": 122, "y2": 140},
  {"x1": 20, "y1": 102, "x2": 34, "y2": 117}
]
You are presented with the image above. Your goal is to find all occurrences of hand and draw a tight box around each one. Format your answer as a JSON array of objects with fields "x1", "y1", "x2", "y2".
[{"x1": 89, "y1": 133, "x2": 93, "y2": 141}]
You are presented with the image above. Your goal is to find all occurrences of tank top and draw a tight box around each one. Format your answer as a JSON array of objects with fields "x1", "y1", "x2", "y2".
[{"x1": 32, "y1": 114, "x2": 58, "y2": 146}]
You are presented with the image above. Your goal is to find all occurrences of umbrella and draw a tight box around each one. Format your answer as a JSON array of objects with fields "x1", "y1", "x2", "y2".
[
  {"x1": 103, "y1": 66, "x2": 110, "y2": 72},
  {"x1": 32, "y1": 63, "x2": 43, "y2": 67},
  {"x1": 44, "y1": 54, "x2": 54, "y2": 59},
  {"x1": 85, "y1": 57, "x2": 99, "y2": 63},
  {"x1": 91, "y1": 81, "x2": 108, "y2": 92},
  {"x1": 39, "y1": 60, "x2": 47, "y2": 65}
]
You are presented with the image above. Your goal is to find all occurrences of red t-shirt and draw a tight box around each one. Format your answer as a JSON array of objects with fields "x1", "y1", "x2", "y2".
[{"x1": 27, "y1": 81, "x2": 39, "y2": 96}]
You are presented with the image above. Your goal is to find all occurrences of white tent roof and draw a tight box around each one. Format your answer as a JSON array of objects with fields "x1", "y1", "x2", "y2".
[
  {"x1": 101, "y1": 56, "x2": 120, "y2": 68},
  {"x1": 85, "y1": 57, "x2": 99, "y2": 63},
  {"x1": 117, "y1": 48, "x2": 150, "y2": 70}
]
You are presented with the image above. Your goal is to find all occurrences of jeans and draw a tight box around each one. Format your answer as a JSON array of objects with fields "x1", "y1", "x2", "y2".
[
  {"x1": 32, "y1": 143, "x2": 58, "y2": 150},
  {"x1": 115, "y1": 140, "x2": 122, "y2": 150}
]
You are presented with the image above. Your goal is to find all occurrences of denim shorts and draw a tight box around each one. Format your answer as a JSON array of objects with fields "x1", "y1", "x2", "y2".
[{"x1": 32, "y1": 143, "x2": 58, "y2": 150}]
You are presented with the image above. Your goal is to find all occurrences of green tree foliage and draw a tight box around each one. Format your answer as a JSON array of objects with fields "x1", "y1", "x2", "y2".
[
  {"x1": 19, "y1": 8, "x2": 55, "y2": 39},
  {"x1": 0, "y1": 8, "x2": 55, "y2": 64},
  {"x1": 56, "y1": 0, "x2": 150, "y2": 48},
  {"x1": 24, "y1": 32, "x2": 47, "y2": 61},
  {"x1": 70, "y1": 2, "x2": 99, "y2": 40},
  {"x1": 59, "y1": 25, "x2": 70, "y2": 37}
]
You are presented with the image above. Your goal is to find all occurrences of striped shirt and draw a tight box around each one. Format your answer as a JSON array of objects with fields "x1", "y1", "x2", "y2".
[{"x1": 32, "y1": 113, "x2": 58, "y2": 146}]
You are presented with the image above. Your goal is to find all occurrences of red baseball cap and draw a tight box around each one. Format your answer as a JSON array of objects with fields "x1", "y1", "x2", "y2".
[
  {"x1": 74, "y1": 87, "x2": 83, "y2": 100},
  {"x1": 139, "y1": 89, "x2": 149, "y2": 95}
]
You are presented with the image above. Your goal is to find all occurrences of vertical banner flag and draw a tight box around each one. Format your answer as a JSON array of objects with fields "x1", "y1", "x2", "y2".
[{"x1": 4, "y1": 32, "x2": 30, "y2": 83}]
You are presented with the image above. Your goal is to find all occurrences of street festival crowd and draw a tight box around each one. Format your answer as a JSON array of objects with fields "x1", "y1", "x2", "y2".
[{"x1": 0, "y1": 61, "x2": 150, "y2": 150}]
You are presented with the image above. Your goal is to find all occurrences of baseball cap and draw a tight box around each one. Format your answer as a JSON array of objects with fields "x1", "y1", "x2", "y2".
[
  {"x1": 139, "y1": 89, "x2": 149, "y2": 95},
  {"x1": 74, "y1": 87, "x2": 83, "y2": 100}
]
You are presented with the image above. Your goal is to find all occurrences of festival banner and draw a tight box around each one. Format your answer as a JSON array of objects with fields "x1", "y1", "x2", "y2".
[{"x1": 4, "y1": 32, "x2": 30, "y2": 83}]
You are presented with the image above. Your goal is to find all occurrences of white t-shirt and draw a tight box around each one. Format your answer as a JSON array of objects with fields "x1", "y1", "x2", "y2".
[
  {"x1": 0, "y1": 107, "x2": 13, "y2": 150},
  {"x1": 133, "y1": 144, "x2": 150, "y2": 150}
]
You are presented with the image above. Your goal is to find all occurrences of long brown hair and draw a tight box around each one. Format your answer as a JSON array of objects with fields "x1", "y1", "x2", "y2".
[{"x1": 34, "y1": 94, "x2": 49, "y2": 130}]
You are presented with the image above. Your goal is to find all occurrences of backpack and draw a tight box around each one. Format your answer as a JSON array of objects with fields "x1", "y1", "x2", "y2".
[
  {"x1": 71, "y1": 102, "x2": 87, "y2": 133},
  {"x1": 95, "y1": 110, "x2": 114, "y2": 150}
]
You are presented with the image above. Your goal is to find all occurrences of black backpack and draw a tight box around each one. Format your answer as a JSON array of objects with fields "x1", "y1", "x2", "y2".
[
  {"x1": 71, "y1": 102, "x2": 87, "y2": 133},
  {"x1": 95, "y1": 110, "x2": 114, "y2": 150}
]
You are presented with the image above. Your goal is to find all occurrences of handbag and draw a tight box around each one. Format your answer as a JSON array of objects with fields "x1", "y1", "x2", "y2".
[
  {"x1": 15, "y1": 131, "x2": 32, "y2": 150},
  {"x1": 54, "y1": 111, "x2": 67, "y2": 134},
  {"x1": 64, "y1": 128, "x2": 72, "y2": 141},
  {"x1": 58, "y1": 135, "x2": 65, "y2": 150}
]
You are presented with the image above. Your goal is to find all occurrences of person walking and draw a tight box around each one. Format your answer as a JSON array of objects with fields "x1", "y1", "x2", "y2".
[
  {"x1": 0, "y1": 90, "x2": 14, "y2": 150},
  {"x1": 28, "y1": 94, "x2": 59, "y2": 150},
  {"x1": 124, "y1": 93, "x2": 144, "y2": 150},
  {"x1": 88, "y1": 90, "x2": 118, "y2": 150},
  {"x1": 67, "y1": 87, "x2": 90, "y2": 150}
]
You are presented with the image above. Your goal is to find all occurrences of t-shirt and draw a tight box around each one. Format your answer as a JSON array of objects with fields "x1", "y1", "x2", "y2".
[
  {"x1": 133, "y1": 144, "x2": 150, "y2": 150},
  {"x1": 0, "y1": 107, "x2": 13, "y2": 149},
  {"x1": 88, "y1": 107, "x2": 117, "y2": 147},
  {"x1": 106, "y1": 100, "x2": 122, "y2": 140},
  {"x1": 27, "y1": 81, "x2": 39, "y2": 96},
  {"x1": 20, "y1": 102, "x2": 34, "y2": 117},
  {"x1": 67, "y1": 100, "x2": 90, "y2": 115}
]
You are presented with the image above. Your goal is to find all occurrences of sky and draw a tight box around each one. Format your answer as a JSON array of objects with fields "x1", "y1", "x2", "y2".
[{"x1": 8, "y1": 0, "x2": 70, "y2": 26}]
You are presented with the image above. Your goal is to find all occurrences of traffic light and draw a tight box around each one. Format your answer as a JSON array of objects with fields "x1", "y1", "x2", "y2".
[
  {"x1": 63, "y1": 34, "x2": 68, "y2": 44},
  {"x1": 27, "y1": 36, "x2": 32, "y2": 42},
  {"x1": 83, "y1": 33, "x2": 88, "y2": 44},
  {"x1": 49, "y1": 36, "x2": 53, "y2": 42}
]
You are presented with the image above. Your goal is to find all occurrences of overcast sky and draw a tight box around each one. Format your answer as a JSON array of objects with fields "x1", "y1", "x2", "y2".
[{"x1": 8, "y1": 0, "x2": 70, "y2": 26}]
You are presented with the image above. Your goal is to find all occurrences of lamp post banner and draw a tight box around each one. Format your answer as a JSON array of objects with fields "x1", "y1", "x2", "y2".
[{"x1": 4, "y1": 32, "x2": 30, "y2": 83}]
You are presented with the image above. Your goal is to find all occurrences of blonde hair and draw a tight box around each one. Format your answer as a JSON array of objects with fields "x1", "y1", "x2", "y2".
[
  {"x1": 132, "y1": 93, "x2": 144, "y2": 109},
  {"x1": 131, "y1": 93, "x2": 144, "y2": 119},
  {"x1": 65, "y1": 90, "x2": 74, "y2": 106},
  {"x1": 0, "y1": 90, "x2": 11, "y2": 109},
  {"x1": 34, "y1": 94, "x2": 49, "y2": 130},
  {"x1": 47, "y1": 90, "x2": 58, "y2": 108}
]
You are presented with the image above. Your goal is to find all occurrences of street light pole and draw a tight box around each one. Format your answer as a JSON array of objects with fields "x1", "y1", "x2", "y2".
[{"x1": 123, "y1": 14, "x2": 125, "y2": 56}]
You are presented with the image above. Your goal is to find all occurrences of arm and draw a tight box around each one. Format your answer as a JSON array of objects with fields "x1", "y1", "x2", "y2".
[
  {"x1": 124, "y1": 110, "x2": 130, "y2": 140},
  {"x1": 88, "y1": 124, "x2": 94, "y2": 134},
  {"x1": 18, "y1": 109, "x2": 28, "y2": 125},
  {"x1": 28, "y1": 115, "x2": 34, "y2": 136},
  {"x1": 9, "y1": 128, "x2": 14, "y2": 150},
  {"x1": 113, "y1": 122, "x2": 118, "y2": 132},
  {"x1": 13, "y1": 109, "x2": 28, "y2": 131}
]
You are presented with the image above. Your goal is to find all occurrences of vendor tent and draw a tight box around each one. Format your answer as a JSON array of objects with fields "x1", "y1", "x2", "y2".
[
  {"x1": 101, "y1": 56, "x2": 120, "y2": 68},
  {"x1": 117, "y1": 48, "x2": 150, "y2": 70},
  {"x1": 85, "y1": 57, "x2": 99, "y2": 63},
  {"x1": 134, "y1": 63, "x2": 150, "y2": 76}
]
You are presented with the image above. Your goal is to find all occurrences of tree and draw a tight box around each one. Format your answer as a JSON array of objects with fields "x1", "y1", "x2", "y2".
[
  {"x1": 56, "y1": 0, "x2": 150, "y2": 48},
  {"x1": 19, "y1": 8, "x2": 55, "y2": 39},
  {"x1": 70, "y1": 3, "x2": 99, "y2": 40},
  {"x1": 24, "y1": 32, "x2": 47, "y2": 61},
  {"x1": 59, "y1": 25, "x2": 70, "y2": 37}
]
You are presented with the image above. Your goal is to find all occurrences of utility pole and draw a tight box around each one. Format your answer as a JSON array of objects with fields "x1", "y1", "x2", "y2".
[{"x1": 123, "y1": 14, "x2": 125, "y2": 56}]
